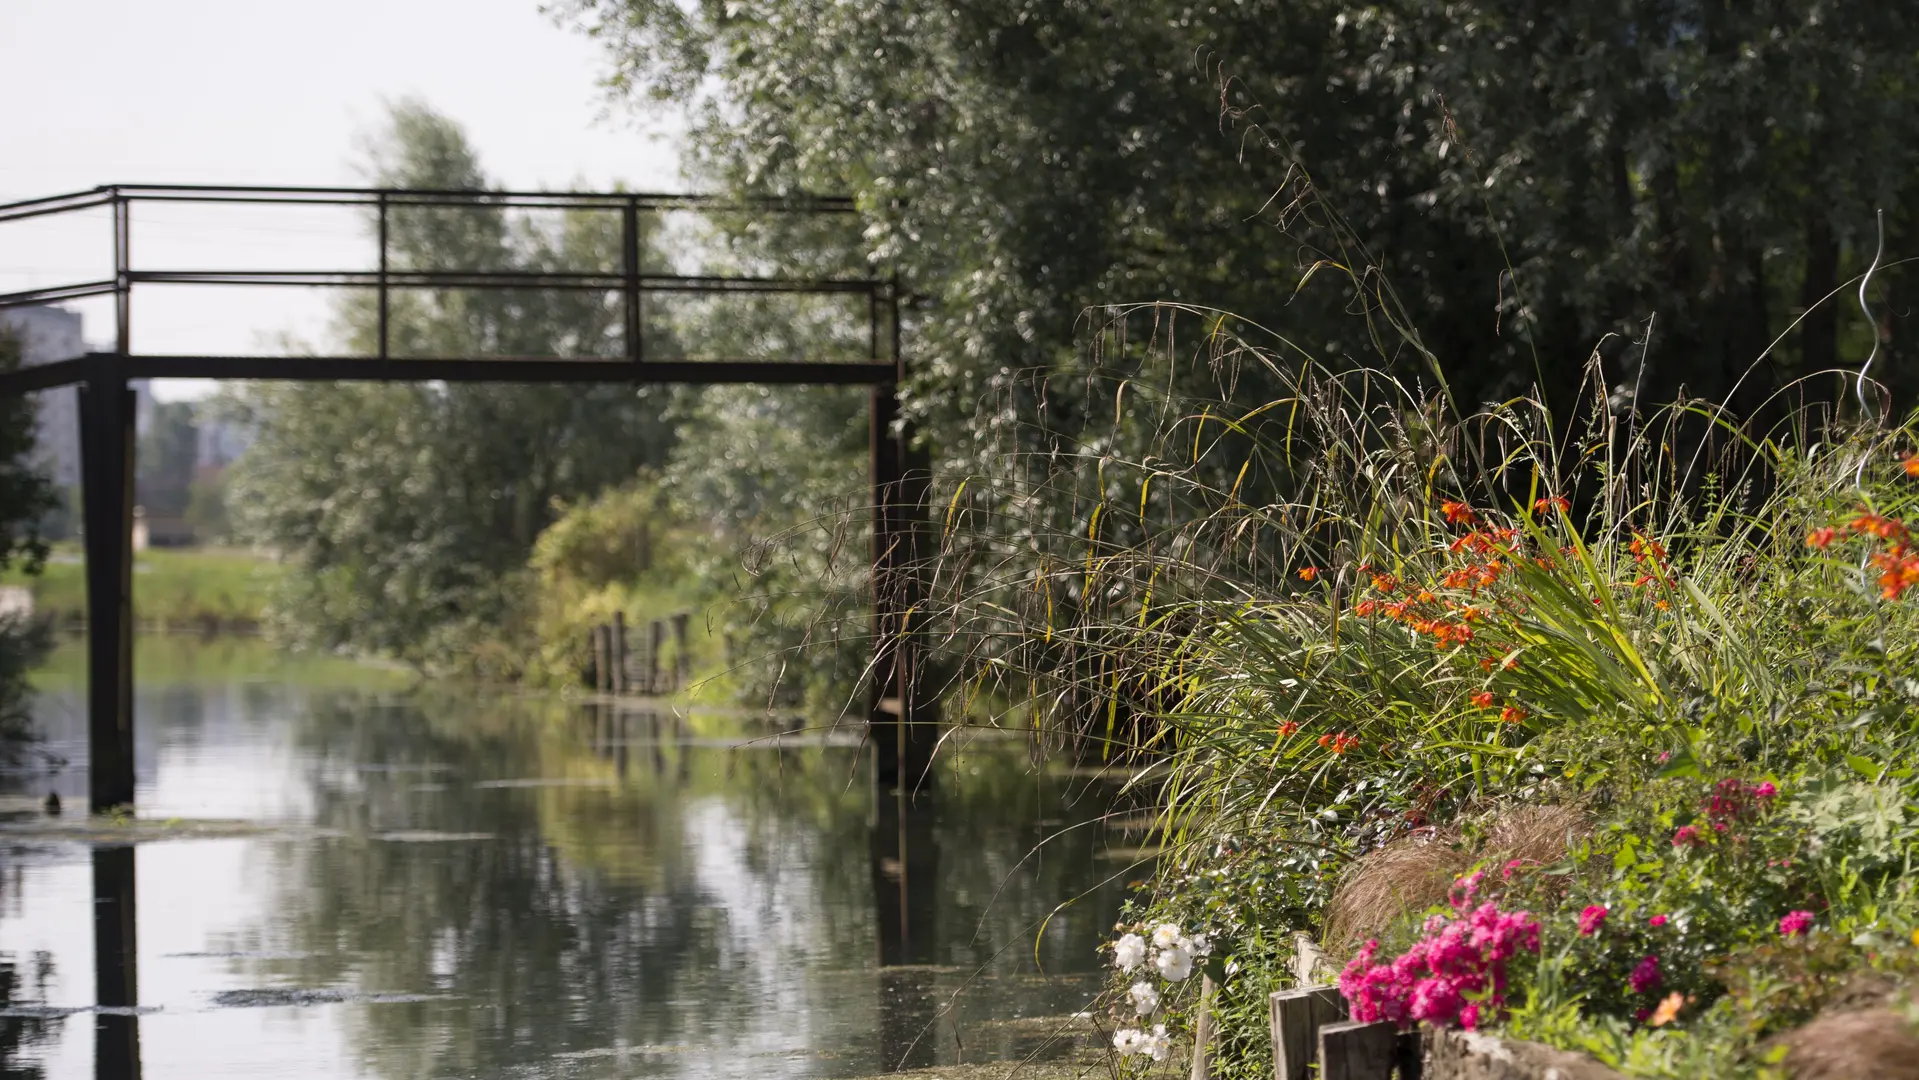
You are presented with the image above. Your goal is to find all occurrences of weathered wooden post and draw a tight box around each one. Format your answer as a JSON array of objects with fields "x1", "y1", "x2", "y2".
[
  {"x1": 648, "y1": 619, "x2": 665, "y2": 695},
  {"x1": 1317, "y1": 1020, "x2": 1402, "y2": 1080},
  {"x1": 611, "y1": 612, "x2": 628, "y2": 695},
  {"x1": 1270, "y1": 986, "x2": 1347, "y2": 1080},
  {"x1": 593, "y1": 625, "x2": 612, "y2": 694},
  {"x1": 671, "y1": 611, "x2": 690, "y2": 690}
]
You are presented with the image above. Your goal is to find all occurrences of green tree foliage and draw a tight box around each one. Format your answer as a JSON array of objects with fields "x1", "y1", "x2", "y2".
[
  {"x1": 136, "y1": 400, "x2": 197, "y2": 517},
  {"x1": 559, "y1": 1, "x2": 1919, "y2": 430},
  {"x1": 229, "y1": 101, "x2": 680, "y2": 671},
  {"x1": 0, "y1": 328, "x2": 56, "y2": 759}
]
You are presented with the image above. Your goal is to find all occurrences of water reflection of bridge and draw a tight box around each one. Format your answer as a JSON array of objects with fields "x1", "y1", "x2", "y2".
[
  {"x1": 0, "y1": 183, "x2": 941, "y2": 816},
  {"x1": 68, "y1": 700, "x2": 952, "y2": 1078}
]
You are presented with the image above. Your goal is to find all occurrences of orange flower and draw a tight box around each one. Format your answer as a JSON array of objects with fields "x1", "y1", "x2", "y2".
[
  {"x1": 1850, "y1": 512, "x2": 1908, "y2": 541},
  {"x1": 1353, "y1": 600, "x2": 1378, "y2": 617},
  {"x1": 1297, "y1": 566, "x2": 1320, "y2": 582},
  {"x1": 1470, "y1": 691, "x2": 1495, "y2": 708},
  {"x1": 1533, "y1": 496, "x2": 1570, "y2": 514},
  {"x1": 1277, "y1": 721, "x2": 1300, "y2": 738},
  {"x1": 1371, "y1": 573, "x2": 1399, "y2": 594},
  {"x1": 1903, "y1": 453, "x2": 1919, "y2": 478},
  {"x1": 1316, "y1": 731, "x2": 1360, "y2": 754},
  {"x1": 1440, "y1": 501, "x2": 1476, "y2": 525},
  {"x1": 1648, "y1": 992, "x2": 1687, "y2": 1028},
  {"x1": 1806, "y1": 527, "x2": 1838, "y2": 549},
  {"x1": 1499, "y1": 705, "x2": 1529, "y2": 724},
  {"x1": 1871, "y1": 545, "x2": 1919, "y2": 600},
  {"x1": 1629, "y1": 535, "x2": 1668, "y2": 564}
]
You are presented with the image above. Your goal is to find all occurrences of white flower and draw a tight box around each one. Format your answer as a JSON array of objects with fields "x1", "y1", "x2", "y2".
[
  {"x1": 1154, "y1": 945, "x2": 1194, "y2": 982},
  {"x1": 1145, "y1": 1023, "x2": 1172, "y2": 1062},
  {"x1": 1127, "y1": 980, "x2": 1160, "y2": 1016},
  {"x1": 1151, "y1": 923, "x2": 1184, "y2": 949},
  {"x1": 1112, "y1": 933, "x2": 1146, "y2": 972},
  {"x1": 1189, "y1": 932, "x2": 1212, "y2": 956},
  {"x1": 1113, "y1": 1028, "x2": 1144, "y2": 1056}
]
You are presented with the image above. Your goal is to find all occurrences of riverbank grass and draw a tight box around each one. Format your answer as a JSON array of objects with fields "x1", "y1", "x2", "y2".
[{"x1": 3, "y1": 544, "x2": 279, "y2": 630}]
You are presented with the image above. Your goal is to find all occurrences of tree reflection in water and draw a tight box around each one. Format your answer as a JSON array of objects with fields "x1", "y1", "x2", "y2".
[{"x1": 233, "y1": 687, "x2": 1126, "y2": 1078}]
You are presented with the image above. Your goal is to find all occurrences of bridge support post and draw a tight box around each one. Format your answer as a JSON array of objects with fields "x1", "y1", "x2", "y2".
[
  {"x1": 79, "y1": 360, "x2": 137, "y2": 814},
  {"x1": 871, "y1": 383, "x2": 936, "y2": 795}
]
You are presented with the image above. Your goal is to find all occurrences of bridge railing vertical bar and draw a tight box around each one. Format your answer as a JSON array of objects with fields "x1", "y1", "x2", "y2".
[
  {"x1": 377, "y1": 192, "x2": 390, "y2": 359},
  {"x1": 622, "y1": 196, "x2": 642, "y2": 370},
  {"x1": 112, "y1": 189, "x2": 130, "y2": 353}
]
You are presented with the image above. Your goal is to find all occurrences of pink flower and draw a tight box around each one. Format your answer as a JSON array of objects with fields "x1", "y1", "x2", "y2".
[
  {"x1": 1578, "y1": 905, "x2": 1609, "y2": 936},
  {"x1": 1647, "y1": 914, "x2": 1669, "y2": 928},
  {"x1": 1752, "y1": 782, "x2": 1777, "y2": 800},
  {"x1": 1628, "y1": 954, "x2": 1662, "y2": 994},
  {"x1": 1779, "y1": 910, "x2": 1815, "y2": 938},
  {"x1": 1672, "y1": 825, "x2": 1703, "y2": 847},
  {"x1": 1458, "y1": 1002, "x2": 1481, "y2": 1031},
  {"x1": 1502, "y1": 858, "x2": 1525, "y2": 881}
]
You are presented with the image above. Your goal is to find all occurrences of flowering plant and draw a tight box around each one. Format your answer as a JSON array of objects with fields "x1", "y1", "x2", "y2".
[
  {"x1": 1105, "y1": 920, "x2": 1213, "y2": 1064},
  {"x1": 1338, "y1": 871, "x2": 1540, "y2": 1031}
]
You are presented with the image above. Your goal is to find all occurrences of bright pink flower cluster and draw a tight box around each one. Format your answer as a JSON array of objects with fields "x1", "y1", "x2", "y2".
[
  {"x1": 1578, "y1": 905, "x2": 1609, "y2": 936},
  {"x1": 1778, "y1": 910, "x2": 1815, "y2": 938},
  {"x1": 1338, "y1": 877, "x2": 1541, "y2": 1031}
]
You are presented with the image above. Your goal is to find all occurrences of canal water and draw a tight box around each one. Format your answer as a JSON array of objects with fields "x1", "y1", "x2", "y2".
[{"x1": 0, "y1": 639, "x2": 1127, "y2": 1079}]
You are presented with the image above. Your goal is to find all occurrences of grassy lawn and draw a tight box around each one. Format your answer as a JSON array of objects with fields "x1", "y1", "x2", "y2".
[{"x1": 4, "y1": 544, "x2": 281, "y2": 630}]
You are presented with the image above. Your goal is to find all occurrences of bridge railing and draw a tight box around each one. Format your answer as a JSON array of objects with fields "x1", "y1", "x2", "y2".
[{"x1": 0, "y1": 183, "x2": 899, "y2": 386}]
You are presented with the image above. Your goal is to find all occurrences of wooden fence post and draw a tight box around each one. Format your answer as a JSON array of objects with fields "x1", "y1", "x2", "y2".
[
  {"x1": 672, "y1": 611, "x2": 690, "y2": 690},
  {"x1": 611, "y1": 612, "x2": 628, "y2": 695},
  {"x1": 648, "y1": 619, "x2": 665, "y2": 695},
  {"x1": 1190, "y1": 974, "x2": 1215, "y2": 1080},
  {"x1": 1317, "y1": 1020, "x2": 1399, "y2": 1080},
  {"x1": 593, "y1": 625, "x2": 612, "y2": 694},
  {"x1": 1270, "y1": 986, "x2": 1346, "y2": 1080}
]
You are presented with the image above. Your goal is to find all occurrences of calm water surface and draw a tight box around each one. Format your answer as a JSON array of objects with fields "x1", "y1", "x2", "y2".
[{"x1": 0, "y1": 639, "x2": 1125, "y2": 1079}]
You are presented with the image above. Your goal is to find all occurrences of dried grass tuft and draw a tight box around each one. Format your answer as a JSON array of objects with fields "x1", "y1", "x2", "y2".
[{"x1": 1321, "y1": 803, "x2": 1589, "y2": 952}]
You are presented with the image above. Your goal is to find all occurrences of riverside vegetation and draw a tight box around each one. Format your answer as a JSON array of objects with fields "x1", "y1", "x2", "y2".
[{"x1": 962, "y1": 329, "x2": 1919, "y2": 1077}]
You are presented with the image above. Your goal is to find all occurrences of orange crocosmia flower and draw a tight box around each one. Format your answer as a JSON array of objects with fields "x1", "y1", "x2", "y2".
[
  {"x1": 1499, "y1": 705, "x2": 1529, "y2": 724},
  {"x1": 1440, "y1": 501, "x2": 1476, "y2": 525},
  {"x1": 1655, "y1": 600, "x2": 1671, "y2": 611},
  {"x1": 1297, "y1": 566, "x2": 1320, "y2": 582},
  {"x1": 1871, "y1": 546, "x2": 1919, "y2": 600},
  {"x1": 1353, "y1": 600, "x2": 1378, "y2": 617},
  {"x1": 1277, "y1": 721, "x2": 1299, "y2": 738},
  {"x1": 1371, "y1": 573, "x2": 1399, "y2": 593},
  {"x1": 1902, "y1": 453, "x2": 1919, "y2": 478},
  {"x1": 1415, "y1": 589, "x2": 1437, "y2": 604},
  {"x1": 1533, "y1": 496, "x2": 1570, "y2": 514},
  {"x1": 1470, "y1": 691, "x2": 1495, "y2": 708},
  {"x1": 1806, "y1": 527, "x2": 1838, "y2": 549},
  {"x1": 1850, "y1": 512, "x2": 1908, "y2": 541},
  {"x1": 1633, "y1": 573, "x2": 1657, "y2": 588}
]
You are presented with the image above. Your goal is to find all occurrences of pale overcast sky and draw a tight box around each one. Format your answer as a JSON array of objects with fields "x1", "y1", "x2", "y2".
[{"x1": 0, "y1": 0, "x2": 681, "y2": 400}]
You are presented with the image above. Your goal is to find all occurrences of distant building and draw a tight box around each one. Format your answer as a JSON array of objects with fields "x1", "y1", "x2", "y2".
[{"x1": 0, "y1": 305, "x2": 151, "y2": 492}]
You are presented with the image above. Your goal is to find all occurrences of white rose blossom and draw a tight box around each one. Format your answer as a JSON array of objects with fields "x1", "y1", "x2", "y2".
[
  {"x1": 1126, "y1": 980, "x2": 1160, "y2": 1016},
  {"x1": 1112, "y1": 933, "x2": 1146, "y2": 972},
  {"x1": 1150, "y1": 923, "x2": 1184, "y2": 949},
  {"x1": 1113, "y1": 1028, "x2": 1144, "y2": 1055},
  {"x1": 1154, "y1": 944, "x2": 1194, "y2": 982},
  {"x1": 1145, "y1": 1023, "x2": 1172, "y2": 1062}
]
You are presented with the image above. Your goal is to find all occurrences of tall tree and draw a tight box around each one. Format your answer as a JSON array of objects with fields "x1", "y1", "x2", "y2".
[
  {"x1": 229, "y1": 102, "x2": 681, "y2": 671},
  {"x1": 0, "y1": 327, "x2": 57, "y2": 759},
  {"x1": 558, "y1": 1, "x2": 1919, "y2": 434}
]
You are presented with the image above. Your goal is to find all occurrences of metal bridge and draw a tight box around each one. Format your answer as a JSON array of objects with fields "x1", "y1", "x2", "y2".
[{"x1": 0, "y1": 183, "x2": 937, "y2": 813}]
